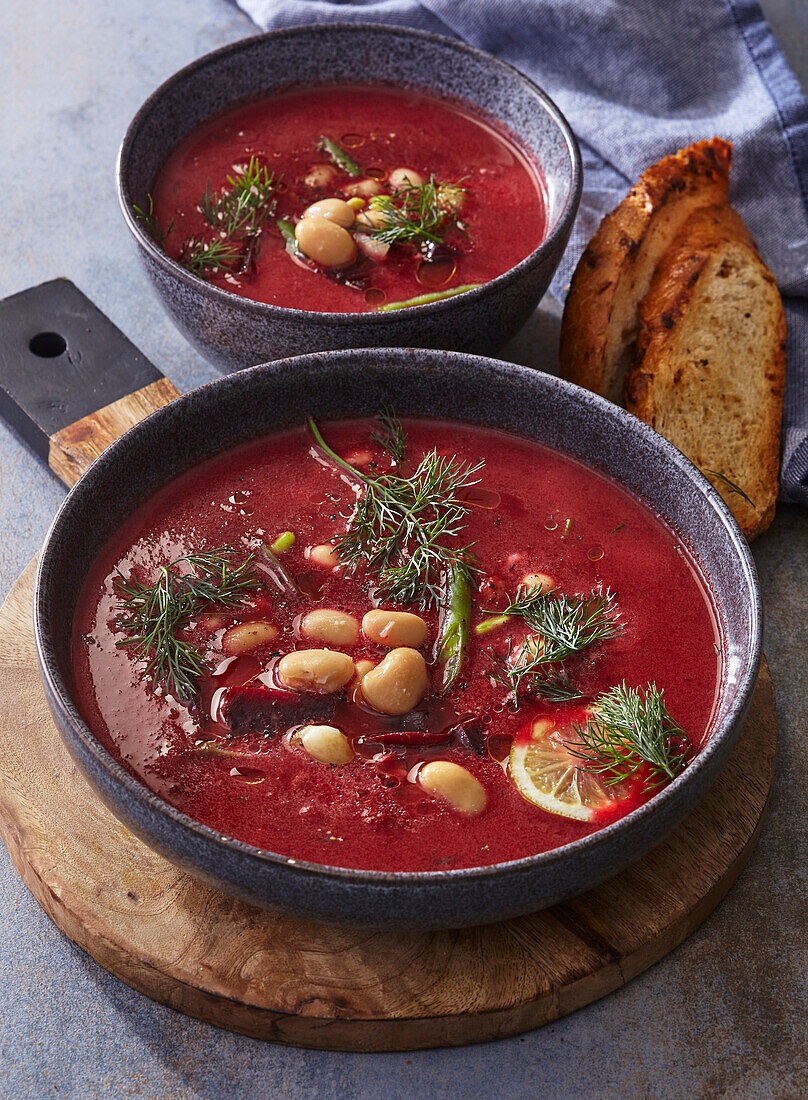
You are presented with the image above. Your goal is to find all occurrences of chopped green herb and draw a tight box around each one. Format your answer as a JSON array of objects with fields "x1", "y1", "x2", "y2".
[
  {"x1": 703, "y1": 469, "x2": 756, "y2": 509},
  {"x1": 483, "y1": 585, "x2": 622, "y2": 664},
  {"x1": 308, "y1": 415, "x2": 482, "y2": 609},
  {"x1": 199, "y1": 158, "x2": 279, "y2": 238},
  {"x1": 133, "y1": 194, "x2": 173, "y2": 247},
  {"x1": 270, "y1": 531, "x2": 295, "y2": 555},
  {"x1": 567, "y1": 683, "x2": 691, "y2": 789},
  {"x1": 365, "y1": 174, "x2": 467, "y2": 249},
  {"x1": 114, "y1": 548, "x2": 260, "y2": 703},
  {"x1": 372, "y1": 407, "x2": 407, "y2": 464},
  {"x1": 277, "y1": 218, "x2": 302, "y2": 258},
  {"x1": 488, "y1": 638, "x2": 584, "y2": 701},
  {"x1": 435, "y1": 562, "x2": 471, "y2": 694},
  {"x1": 178, "y1": 236, "x2": 242, "y2": 275},
  {"x1": 378, "y1": 284, "x2": 481, "y2": 311},
  {"x1": 317, "y1": 135, "x2": 362, "y2": 177}
]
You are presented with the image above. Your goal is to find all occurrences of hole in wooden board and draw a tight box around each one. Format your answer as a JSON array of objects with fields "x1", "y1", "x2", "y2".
[{"x1": 29, "y1": 331, "x2": 67, "y2": 358}]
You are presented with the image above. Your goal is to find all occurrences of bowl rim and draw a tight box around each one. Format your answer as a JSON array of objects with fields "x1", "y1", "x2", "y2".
[
  {"x1": 115, "y1": 21, "x2": 583, "y2": 323},
  {"x1": 34, "y1": 348, "x2": 762, "y2": 888}
]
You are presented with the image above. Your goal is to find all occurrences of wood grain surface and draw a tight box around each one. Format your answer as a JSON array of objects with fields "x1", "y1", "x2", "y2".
[
  {"x1": 48, "y1": 376, "x2": 180, "y2": 486},
  {"x1": 0, "y1": 559, "x2": 776, "y2": 1051}
]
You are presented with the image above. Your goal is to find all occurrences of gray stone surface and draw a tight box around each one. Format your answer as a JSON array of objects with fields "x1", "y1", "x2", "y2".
[{"x1": 0, "y1": 1, "x2": 805, "y2": 1097}]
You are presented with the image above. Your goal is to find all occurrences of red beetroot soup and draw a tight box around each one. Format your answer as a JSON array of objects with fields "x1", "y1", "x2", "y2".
[
  {"x1": 71, "y1": 418, "x2": 721, "y2": 873},
  {"x1": 146, "y1": 84, "x2": 546, "y2": 313}
]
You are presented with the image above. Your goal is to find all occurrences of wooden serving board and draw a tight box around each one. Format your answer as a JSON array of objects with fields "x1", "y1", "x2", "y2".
[
  {"x1": 0, "y1": 559, "x2": 775, "y2": 1050},
  {"x1": 0, "y1": 280, "x2": 777, "y2": 1050}
]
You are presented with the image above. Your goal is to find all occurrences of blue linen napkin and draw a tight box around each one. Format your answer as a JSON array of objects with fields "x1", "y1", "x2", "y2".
[{"x1": 236, "y1": 0, "x2": 808, "y2": 507}]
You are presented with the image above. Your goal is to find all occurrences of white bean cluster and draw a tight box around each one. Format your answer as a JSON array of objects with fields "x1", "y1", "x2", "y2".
[
  {"x1": 291, "y1": 166, "x2": 427, "y2": 269},
  {"x1": 219, "y1": 550, "x2": 486, "y2": 815}
]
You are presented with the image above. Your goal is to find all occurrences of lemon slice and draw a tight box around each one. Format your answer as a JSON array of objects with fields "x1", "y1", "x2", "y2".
[{"x1": 509, "y1": 717, "x2": 627, "y2": 822}]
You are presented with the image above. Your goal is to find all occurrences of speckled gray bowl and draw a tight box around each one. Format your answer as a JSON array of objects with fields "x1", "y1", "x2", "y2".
[
  {"x1": 116, "y1": 24, "x2": 581, "y2": 372},
  {"x1": 35, "y1": 349, "x2": 761, "y2": 929}
]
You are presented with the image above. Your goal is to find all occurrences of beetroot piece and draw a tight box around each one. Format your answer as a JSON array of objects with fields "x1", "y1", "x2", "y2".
[
  {"x1": 221, "y1": 679, "x2": 333, "y2": 735},
  {"x1": 450, "y1": 716, "x2": 487, "y2": 755}
]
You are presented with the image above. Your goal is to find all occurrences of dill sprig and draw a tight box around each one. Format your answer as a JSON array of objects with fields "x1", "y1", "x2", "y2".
[
  {"x1": 114, "y1": 547, "x2": 260, "y2": 703},
  {"x1": 484, "y1": 585, "x2": 622, "y2": 662},
  {"x1": 178, "y1": 236, "x2": 242, "y2": 275},
  {"x1": 485, "y1": 587, "x2": 621, "y2": 700},
  {"x1": 488, "y1": 636, "x2": 583, "y2": 700},
  {"x1": 488, "y1": 637, "x2": 584, "y2": 701},
  {"x1": 308, "y1": 416, "x2": 483, "y2": 609},
  {"x1": 133, "y1": 194, "x2": 173, "y2": 247},
  {"x1": 366, "y1": 175, "x2": 468, "y2": 248},
  {"x1": 199, "y1": 157, "x2": 279, "y2": 238},
  {"x1": 567, "y1": 683, "x2": 691, "y2": 789},
  {"x1": 703, "y1": 468, "x2": 756, "y2": 509},
  {"x1": 372, "y1": 407, "x2": 407, "y2": 463}
]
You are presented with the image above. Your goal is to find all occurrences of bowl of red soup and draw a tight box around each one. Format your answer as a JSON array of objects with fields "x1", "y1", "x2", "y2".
[
  {"x1": 35, "y1": 349, "x2": 761, "y2": 928},
  {"x1": 117, "y1": 24, "x2": 581, "y2": 371}
]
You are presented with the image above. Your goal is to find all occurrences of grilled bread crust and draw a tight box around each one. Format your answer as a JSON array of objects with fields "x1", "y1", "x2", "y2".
[
  {"x1": 560, "y1": 139, "x2": 732, "y2": 403},
  {"x1": 625, "y1": 204, "x2": 786, "y2": 539}
]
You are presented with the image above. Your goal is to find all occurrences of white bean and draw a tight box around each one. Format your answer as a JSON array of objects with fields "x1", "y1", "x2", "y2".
[
  {"x1": 342, "y1": 178, "x2": 383, "y2": 198},
  {"x1": 360, "y1": 647, "x2": 429, "y2": 715},
  {"x1": 221, "y1": 620, "x2": 278, "y2": 655},
  {"x1": 302, "y1": 198, "x2": 355, "y2": 228},
  {"x1": 295, "y1": 217, "x2": 356, "y2": 268},
  {"x1": 389, "y1": 167, "x2": 424, "y2": 190},
  {"x1": 277, "y1": 649, "x2": 355, "y2": 694},
  {"x1": 301, "y1": 609, "x2": 359, "y2": 646},
  {"x1": 299, "y1": 724, "x2": 354, "y2": 765},
  {"x1": 418, "y1": 761, "x2": 487, "y2": 816},
  {"x1": 307, "y1": 543, "x2": 341, "y2": 570},
  {"x1": 362, "y1": 609, "x2": 427, "y2": 648},
  {"x1": 356, "y1": 207, "x2": 392, "y2": 230},
  {"x1": 304, "y1": 164, "x2": 338, "y2": 188},
  {"x1": 521, "y1": 572, "x2": 555, "y2": 593}
]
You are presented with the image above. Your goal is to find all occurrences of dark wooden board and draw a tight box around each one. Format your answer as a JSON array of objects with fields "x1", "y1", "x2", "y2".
[
  {"x1": 0, "y1": 279, "x2": 171, "y2": 469},
  {"x1": 0, "y1": 559, "x2": 776, "y2": 1051}
]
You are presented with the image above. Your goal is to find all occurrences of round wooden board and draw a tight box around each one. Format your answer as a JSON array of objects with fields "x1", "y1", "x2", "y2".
[{"x1": 0, "y1": 559, "x2": 776, "y2": 1052}]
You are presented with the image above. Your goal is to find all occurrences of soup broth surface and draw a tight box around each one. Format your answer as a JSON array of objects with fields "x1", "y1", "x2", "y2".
[
  {"x1": 150, "y1": 84, "x2": 546, "y2": 312},
  {"x1": 71, "y1": 420, "x2": 721, "y2": 872}
]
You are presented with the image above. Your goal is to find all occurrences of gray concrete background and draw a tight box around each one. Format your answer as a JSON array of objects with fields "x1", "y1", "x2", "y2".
[{"x1": 0, "y1": 2, "x2": 806, "y2": 1097}]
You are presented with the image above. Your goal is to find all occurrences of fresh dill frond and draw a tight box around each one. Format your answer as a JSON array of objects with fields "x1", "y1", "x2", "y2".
[
  {"x1": 178, "y1": 236, "x2": 242, "y2": 275},
  {"x1": 133, "y1": 194, "x2": 173, "y2": 246},
  {"x1": 485, "y1": 585, "x2": 622, "y2": 663},
  {"x1": 703, "y1": 468, "x2": 756, "y2": 509},
  {"x1": 372, "y1": 407, "x2": 407, "y2": 463},
  {"x1": 114, "y1": 547, "x2": 260, "y2": 703},
  {"x1": 487, "y1": 637, "x2": 584, "y2": 701},
  {"x1": 566, "y1": 682, "x2": 691, "y2": 789},
  {"x1": 199, "y1": 157, "x2": 279, "y2": 238},
  {"x1": 308, "y1": 416, "x2": 483, "y2": 609},
  {"x1": 366, "y1": 175, "x2": 468, "y2": 248}
]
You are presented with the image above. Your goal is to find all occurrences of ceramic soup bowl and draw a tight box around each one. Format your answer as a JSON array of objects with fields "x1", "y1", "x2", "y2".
[
  {"x1": 35, "y1": 348, "x2": 761, "y2": 929},
  {"x1": 117, "y1": 24, "x2": 581, "y2": 372}
]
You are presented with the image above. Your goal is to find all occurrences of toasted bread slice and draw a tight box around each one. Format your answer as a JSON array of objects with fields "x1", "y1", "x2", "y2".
[
  {"x1": 560, "y1": 138, "x2": 732, "y2": 402},
  {"x1": 625, "y1": 204, "x2": 785, "y2": 539}
]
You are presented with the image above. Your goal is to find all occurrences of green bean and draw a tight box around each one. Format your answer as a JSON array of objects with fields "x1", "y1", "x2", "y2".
[
  {"x1": 474, "y1": 613, "x2": 510, "y2": 635},
  {"x1": 277, "y1": 218, "x2": 302, "y2": 257},
  {"x1": 317, "y1": 135, "x2": 362, "y2": 178},
  {"x1": 435, "y1": 562, "x2": 471, "y2": 694},
  {"x1": 270, "y1": 531, "x2": 295, "y2": 555},
  {"x1": 377, "y1": 284, "x2": 481, "y2": 312}
]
